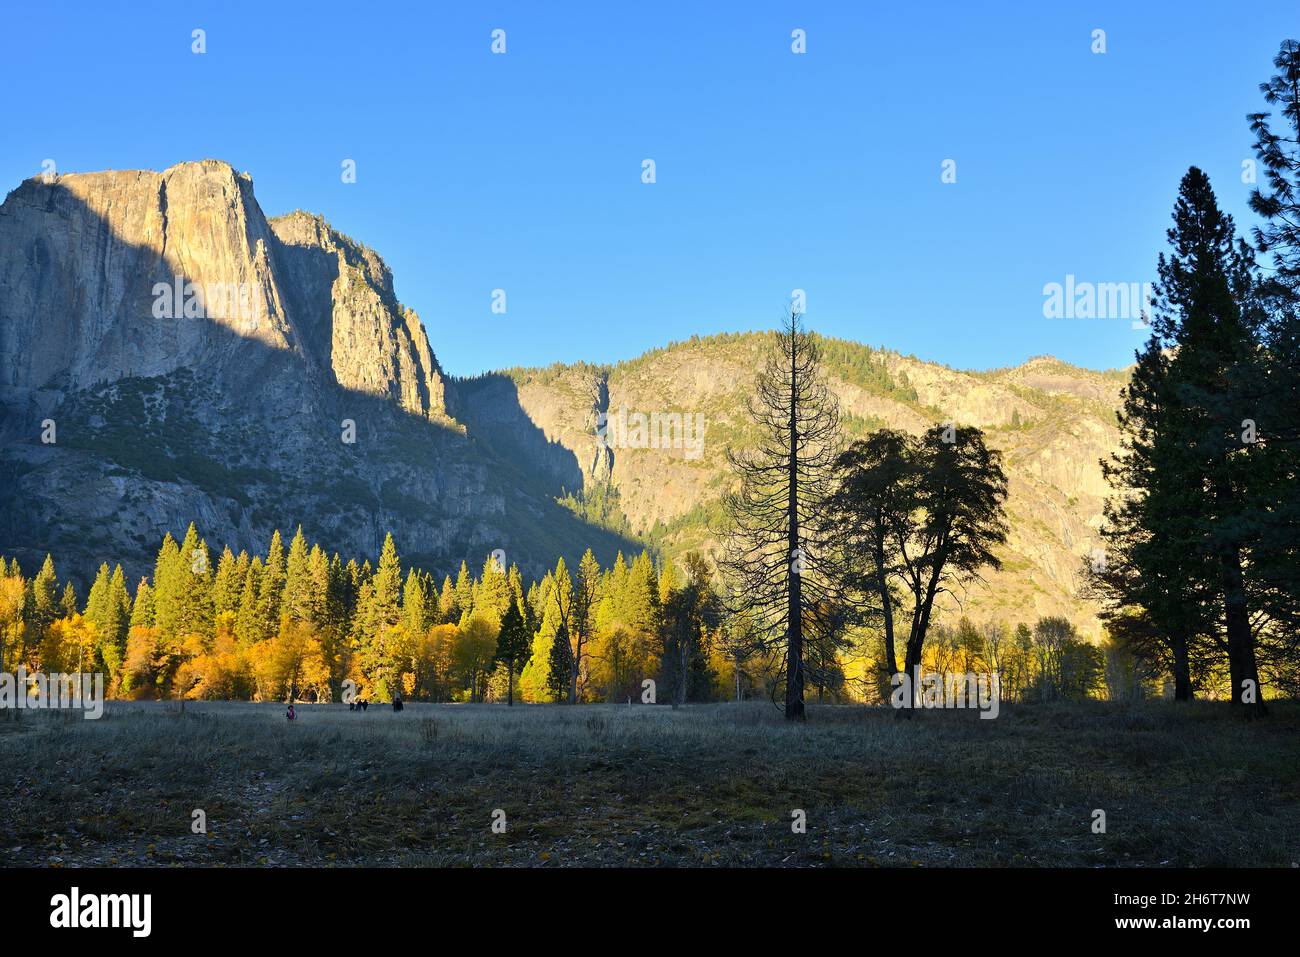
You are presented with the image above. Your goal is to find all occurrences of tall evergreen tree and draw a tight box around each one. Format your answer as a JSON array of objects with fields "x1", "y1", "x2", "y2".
[
  {"x1": 1153, "y1": 168, "x2": 1268, "y2": 715},
  {"x1": 437, "y1": 574, "x2": 458, "y2": 624},
  {"x1": 31, "y1": 554, "x2": 61, "y2": 637},
  {"x1": 568, "y1": 549, "x2": 601, "y2": 704},
  {"x1": 1095, "y1": 336, "x2": 1215, "y2": 700},
  {"x1": 495, "y1": 600, "x2": 531, "y2": 706},
  {"x1": 547, "y1": 622, "x2": 573, "y2": 703},
  {"x1": 282, "y1": 527, "x2": 313, "y2": 624},
  {"x1": 212, "y1": 547, "x2": 241, "y2": 617},
  {"x1": 130, "y1": 579, "x2": 155, "y2": 629}
]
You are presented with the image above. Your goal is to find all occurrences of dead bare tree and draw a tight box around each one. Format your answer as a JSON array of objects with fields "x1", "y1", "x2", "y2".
[{"x1": 719, "y1": 306, "x2": 842, "y2": 720}]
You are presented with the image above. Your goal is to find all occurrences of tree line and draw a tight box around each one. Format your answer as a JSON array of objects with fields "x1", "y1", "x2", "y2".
[
  {"x1": 1087, "y1": 39, "x2": 1300, "y2": 717},
  {"x1": 1, "y1": 528, "x2": 1120, "y2": 711}
]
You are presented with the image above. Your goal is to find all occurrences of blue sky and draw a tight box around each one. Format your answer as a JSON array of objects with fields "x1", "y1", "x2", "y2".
[{"x1": 3, "y1": 1, "x2": 1294, "y2": 376}]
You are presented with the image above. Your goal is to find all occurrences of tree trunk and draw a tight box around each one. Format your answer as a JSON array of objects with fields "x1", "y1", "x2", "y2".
[
  {"x1": 785, "y1": 336, "x2": 805, "y2": 721},
  {"x1": 507, "y1": 664, "x2": 515, "y2": 706},
  {"x1": 875, "y1": 522, "x2": 898, "y2": 686},
  {"x1": 1220, "y1": 545, "x2": 1266, "y2": 718},
  {"x1": 1171, "y1": 632, "x2": 1192, "y2": 701},
  {"x1": 786, "y1": 448, "x2": 804, "y2": 717}
]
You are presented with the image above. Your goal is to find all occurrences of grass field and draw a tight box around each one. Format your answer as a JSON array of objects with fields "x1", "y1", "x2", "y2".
[{"x1": 2, "y1": 700, "x2": 1298, "y2": 868}]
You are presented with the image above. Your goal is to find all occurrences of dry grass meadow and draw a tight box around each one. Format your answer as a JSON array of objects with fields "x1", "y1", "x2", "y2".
[{"x1": 2, "y1": 700, "x2": 1298, "y2": 868}]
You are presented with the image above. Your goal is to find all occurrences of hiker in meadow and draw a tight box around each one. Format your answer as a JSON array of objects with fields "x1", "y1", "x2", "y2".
[{"x1": 286, "y1": 703, "x2": 296, "y2": 721}]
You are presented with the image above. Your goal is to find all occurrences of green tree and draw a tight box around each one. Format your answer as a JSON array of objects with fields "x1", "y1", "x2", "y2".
[
  {"x1": 547, "y1": 622, "x2": 573, "y2": 703},
  {"x1": 494, "y1": 600, "x2": 531, "y2": 706}
]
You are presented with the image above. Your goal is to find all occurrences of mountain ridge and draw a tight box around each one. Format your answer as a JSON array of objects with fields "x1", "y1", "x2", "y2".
[{"x1": 1, "y1": 161, "x2": 1123, "y2": 635}]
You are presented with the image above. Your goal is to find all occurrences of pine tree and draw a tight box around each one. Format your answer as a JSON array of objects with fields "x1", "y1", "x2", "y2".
[
  {"x1": 31, "y1": 554, "x2": 61, "y2": 636},
  {"x1": 437, "y1": 574, "x2": 458, "y2": 624},
  {"x1": 1249, "y1": 39, "x2": 1300, "y2": 286},
  {"x1": 1246, "y1": 39, "x2": 1300, "y2": 680},
  {"x1": 212, "y1": 547, "x2": 241, "y2": 617},
  {"x1": 170, "y1": 524, "x2": 214, "y2": 640},
  {"x1": 85, "y1": 563, "x2": 131, "y2": 679},
  {"x1": 356, "y1": 533, "x2": 403, "y2": 699},
  {"x1": 59, "y1": 581, "x2": 78, "y2": 619},
  {"x1": 130, "y1": 579, "x2": 155, "y2": 629},
  {"x1": 477, "y1": 554, "x2": 512, "y2": 622},
  {"x1": 568, "y1": 549, "x2": 601, "y2": 703},
  {"x1": 453, "y1": 561, "x2": 474, "y2": 625},
  {"x1": 256, "y1": 530, "x2": 287, "y2": 639},
  {"x1": 151, "y1": 533, "x2": 182, "y2": 639},
  {"x1": 234, "y1": 558, "x2": 263, "y2": 646},
  {"x1": 1154, "y1": 168, "x2": 1267, "y2": 714},
  {"x1": 1095, "y1": 335, "x2": 1213, "y2": 700},
  {"x1": 282, "y1": 527, "x2": 312, "y2": 624},
  {"x1": 495, "y1": 600, "x2": 531, "y2": 706},
  {"x1": 402, "y1": 568, "x2": 429, "y2": 641},
  {"x1": 547, "y1": 622, "x2": 573, "y2": 702},
  {"x1": 661, "y1": 552, "x2": 721, "y2": 706}
]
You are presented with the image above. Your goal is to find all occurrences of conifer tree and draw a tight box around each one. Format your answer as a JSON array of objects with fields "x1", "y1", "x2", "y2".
[
  {"x1": 130, "y1": 579, "x2": 155, "y2": 629},
  {"x1": 437, "y1": 574, "x2": 458, "y2": 624},
  {"x1": 234, "y1": 558, "x2": 263, "y2": 646},
  {"x1": 568, "y1": 549, "x2": 601, "y2": 703},
  {"x1": 356, "y1": 533, "x2": 403, "y2": 698},
  {"x1": 477, "y1": 554, "x2": 512, "y2": 621},
  {"x1": 212, "y1": 547, "x2": 241, "y2": 617},
  {"x1": 282, "y1": 527, "x2": 313, "y2": 624},
  {"x1": 256, "y1": 530, "x2": 286, "y2": 640},
  {"x1": 1153, "y1": 168, "x2": 1269, "y2": 714},
  {"x1": 402, "y1": 568, "x2": 429, "y2": 640},
  {"x1": 59, "y1": 581, "x2": 77, "y2": 619},
  {"x1": 453, "y1": 561, "x2": 474, "y2": 624},
  {"x1": 495, "y1": 599, "x2": 531, "y2": 706},
  {"x1": 31, "y1": 554, "x2": 61, "y2": 637},
  {"x1": 720, "y1": 308, "x2": 842, "y2": 720},
  {"x1": 547, "y1": 622, "x2": 573, "y2": 702},
  {"x1": 1249, "y1": 39, "x2": 1300, "y2": 286}
]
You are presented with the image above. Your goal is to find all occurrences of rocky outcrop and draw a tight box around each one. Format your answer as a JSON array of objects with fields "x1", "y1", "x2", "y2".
[
  {"x1": 0, "y1": 161, "x2": 447, "y2": 426},
  {"x1": 0, "y1": 161, "x2": 625, "y2": 584}
]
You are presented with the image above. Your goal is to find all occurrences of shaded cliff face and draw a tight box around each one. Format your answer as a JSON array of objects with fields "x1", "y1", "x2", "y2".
[
  {"x1": 0, "y1": 161, "x2": 631, "y2": 583},
  {"x1": 0, "y1": 161, "x2": 446, "y2": 425}
]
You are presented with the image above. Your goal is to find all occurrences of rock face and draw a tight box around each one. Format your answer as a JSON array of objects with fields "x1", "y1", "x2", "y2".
[
  {"x1": 0, "y1": 161, "x2": 631, "y2": 583},
  {"x1": 0, "y1": 160, "x2": 1125, "y2": 635},
  {"x1": 0, "y1": 161, "x2": 445, "y2": 424}
]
